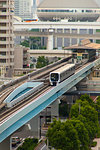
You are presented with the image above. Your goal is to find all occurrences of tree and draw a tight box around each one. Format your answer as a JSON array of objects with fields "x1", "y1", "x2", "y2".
[
  {"x1": 20, "y1": 36, "x2": 41, "y2": 49},
  {"x1": 76, "y1": 104, "x2": 99, "y2": 142},
  {"x1": 29, "y1": 37, "x2": 41, "y2": 49},
  {"x1": 71, "y1": 119, "x2": 89, "y2": 150},
  {"x1": 20, "y1": 40, "x2": 29, "y2": 47},
  {"x1": 81, "y1": 105, "x2": 99, "y2": 139},
  {"x1": 79, "y1": 94, "x2": 95, "y2": 107},
  {"x1": 96, "y1": 96, "x2": 100, "y2": 121},
  {"x1": 70, "y1": 97, "x2": 99, "y2": 142},
  {"x1": 17, "y1": 138, "x2": 38, "y2": 150},
  {"x1": 36, "y1": 56, "x2": 49, "y2": 68},
  {"x1": 47, "y1": 119, "x2": 80, "y2": 150},
  {"x1": 70, "y1": 103, "x2": 80, "y2": 118}
]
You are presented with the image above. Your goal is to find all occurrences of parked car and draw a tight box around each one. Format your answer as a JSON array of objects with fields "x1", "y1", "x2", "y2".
[{"x1": 12, "y1": 137, "x2": 21, "y2": 147}]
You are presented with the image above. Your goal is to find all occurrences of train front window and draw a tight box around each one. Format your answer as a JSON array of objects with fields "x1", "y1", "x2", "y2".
[{"x1": 51, "y1": 73, "x2": 59, "y2": 81}]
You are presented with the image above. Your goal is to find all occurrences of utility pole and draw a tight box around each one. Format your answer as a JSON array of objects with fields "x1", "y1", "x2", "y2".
[{"x1": 79, "y1": 103, "x2": 81, "y2": 114}]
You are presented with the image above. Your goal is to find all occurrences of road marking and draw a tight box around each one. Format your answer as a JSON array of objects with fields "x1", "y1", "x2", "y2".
[{"x1": 41, "y1": 144, "x2": 46, "y2": 150}]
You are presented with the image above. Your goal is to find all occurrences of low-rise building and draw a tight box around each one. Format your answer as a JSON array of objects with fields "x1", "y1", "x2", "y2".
[{"x1": 14, "y1": 45, "x2": 30, "y2": 74}]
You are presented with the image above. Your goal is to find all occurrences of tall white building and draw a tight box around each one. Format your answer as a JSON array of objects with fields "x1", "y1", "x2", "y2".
[
  {"x1": 0, "y1": 0, "x2": 14, "y2": 77},
  {"x1": 14, "y1": 0, "x2": 33, "y2": 19}
]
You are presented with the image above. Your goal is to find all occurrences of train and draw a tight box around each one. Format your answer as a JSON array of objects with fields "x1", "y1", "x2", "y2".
[
  {"x1": 49, "y1": 64, "x2": 75, "y2": 86},
  {"x1": 23, "y1": 19, "x2": 38, "y2": 22}
]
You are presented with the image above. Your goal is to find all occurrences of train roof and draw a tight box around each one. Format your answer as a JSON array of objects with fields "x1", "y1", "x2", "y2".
[{"x1": 50, "y1": 64, "x2": 75, "y2": 74}]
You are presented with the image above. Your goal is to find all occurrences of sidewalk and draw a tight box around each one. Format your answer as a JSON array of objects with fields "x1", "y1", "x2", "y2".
[{"x1": 91, "y1": 138, "x2": 100, "y2": 150}]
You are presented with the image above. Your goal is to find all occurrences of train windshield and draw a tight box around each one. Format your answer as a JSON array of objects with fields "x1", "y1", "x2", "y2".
[{"x1": 51, "y1": 73, "x2": 59, "y2": 81}]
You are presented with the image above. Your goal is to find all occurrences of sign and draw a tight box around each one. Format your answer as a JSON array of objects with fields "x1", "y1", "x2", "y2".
[
  {"x1": 77, "y1": 53, "x2": 82, "y2": 57},
  {"x1": 77, "y1": 53, "x2": 82, "y2": 60}
]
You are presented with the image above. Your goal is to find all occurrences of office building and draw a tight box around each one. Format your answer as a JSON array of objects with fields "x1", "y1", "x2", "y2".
[
  {"x1": 37, "y1": 0, "x2": 100, "y2": 21},
  {"x1": 0, "y1": 0, "x2": 14, "y2": 77},
  {"x1": 14, "y1": 0, "x2": 33, "y2": 19}
]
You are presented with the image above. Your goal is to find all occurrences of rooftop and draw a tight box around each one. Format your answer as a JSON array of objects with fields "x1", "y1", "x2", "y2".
[
  {"x1": 64, "y1": 39, "x2": 100, "y2": 50},
  {"x1": 38, "y1": 0, "x2": 99, "y2": 8}
]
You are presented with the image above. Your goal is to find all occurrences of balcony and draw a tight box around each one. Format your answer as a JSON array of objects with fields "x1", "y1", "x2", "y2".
[
  {"x1": 0, "y1": 55, "x2": 9, "y2": 59},
  {"x1": 0, "y1": 41, "x2": 9, "y2": 44},
  {"x1": 0, "y1": 48, "x2": 14, "y2": 51},
  {"x1": 0, "y1": 34, "x2": 9, "y2": 37},
  {"x1": 0, "y1": 19, "x2": 9, "y2": 23},
  {"x1": 0, "y1": 12, "x2": 8, "y2": 15},
  {"x1": 0, "y1": 26, "x2": 9, "y2": 30}
]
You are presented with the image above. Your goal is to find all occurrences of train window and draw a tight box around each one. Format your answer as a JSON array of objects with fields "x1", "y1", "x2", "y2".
[{"x1": 51, "y1": 73, "x2": 59, "y2": 81}]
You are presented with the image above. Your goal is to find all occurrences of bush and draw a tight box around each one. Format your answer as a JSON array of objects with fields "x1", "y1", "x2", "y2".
[
  {"x1": 91, "y1": 141, "x2": 97, "y2": 147},
  {"x1": 17, "y1": 138, "x2": 38, "y2": 150}
]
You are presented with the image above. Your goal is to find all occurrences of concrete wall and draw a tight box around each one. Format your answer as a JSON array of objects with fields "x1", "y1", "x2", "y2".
[{"x1": 14, "y1": 45, "x2": 24, "y2": 68}]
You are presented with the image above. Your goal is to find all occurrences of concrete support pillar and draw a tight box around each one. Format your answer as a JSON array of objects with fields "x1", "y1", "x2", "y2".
[
  {"x1": 55, "y1": 29, "x2": 57, "y2": 48},
  {"x1": 93, "y1": 29, "x2": 96, "y2": 43},
  {"x1": 47, "y1": 34, "x2": 53, "y2": 50},
  {"x1": 70, "y1": 29, "x2": 72, "y2": 46},
  {"x1": 29, "y1": 114, "x2": 40, "y2": 139},
  {"x1": 77, "y1": 28, "x2": 80, "y2": 44},
  {"x1": 0, "y1": 136, "x2": 11, "y2": 150},
  {"x1": 62, "y1": 29, "x2": 65, "y2": 47},
  {"x1": 67, "y1": 86, "x2": 77, "y2": 104},
  {"x1": 51, "y1": 99, "x2": 59, "y2": 122}
]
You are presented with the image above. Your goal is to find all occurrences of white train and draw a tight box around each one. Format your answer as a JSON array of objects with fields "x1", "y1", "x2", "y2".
[{"x1": 49, "y1": 64, "x2": 75, "y2": 86}]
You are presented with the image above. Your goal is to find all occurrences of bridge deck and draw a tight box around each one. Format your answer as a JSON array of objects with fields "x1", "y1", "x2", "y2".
[{"x1": 0, "y1": 58, "x2": 100, "y2": 142}]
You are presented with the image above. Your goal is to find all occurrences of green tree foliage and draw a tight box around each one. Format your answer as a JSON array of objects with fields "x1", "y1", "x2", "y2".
[
  {"x1": 96, "y1": 96, "x2": 100, "y2": 121},
  {"x1": 47, "y1": 119, "x2": 80, "y2": 150},
  {"x1": 70, "y1": 103, "x2": 80, "y2": 118},
  {"x1": 70, "y1": 94, "x2": 99, "y2": 146},
  {"x1": 77, "y1": 115, "x2": 94, "y2": 143},
  {"x1": 79, "y1": 94, "x2": 95, "y2": 107},
  {"x1": 20, "y1": 40, "x2": 29, "y2": 47},
  {"x1": 81, "y1": 105, "x2": 98, "y2": 127},
  {"x1": 36, "y1": 56, "x2": 49, "y2": 68},
  {"x1": 81, "y1": 105, "x2": 99, "y2": 139},
  {"x1": 71, "y1": 119, "x2": 89, "y2": 150},
  {"x1": 17, "y1": 138, "x2": 38, "y2": 150},
  {"x1": 20, "y1": 36, "x2": 41, "y2": 49},
  {"x1": 47, "y1": 94, "x2": 100, "y2": 149},
  {"x1": 29, "y1": 37, "x2": 41, "y2": 49},
  {"x1": 71, "y1": 102, "x2": 99, "y2": 140}
]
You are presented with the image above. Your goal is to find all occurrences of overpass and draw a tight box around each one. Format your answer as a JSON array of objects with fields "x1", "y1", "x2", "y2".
[
  {"x1": 14, "y1": 21, "x2": 100, "y2": 30},
  {"x1": 14, "y1": 21, "x2": 100, "y2": 50},
  {"x1": 28, "y1": 50, "x2": 72, "y2": 58},
  {"x1": 0, "y1": 58, "x2": 100, "y2": 149},
  {"x1": 14, "y1": 30, "x2": 100, "y2": 40}
]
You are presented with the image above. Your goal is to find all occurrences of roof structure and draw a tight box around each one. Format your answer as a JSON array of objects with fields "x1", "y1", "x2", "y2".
[
  {"x1": 38, "y1": 0, "x2": 99, "y2": 8},
  {"x1": 64, "y1": 39, "x2": 100, "y2": 50}
]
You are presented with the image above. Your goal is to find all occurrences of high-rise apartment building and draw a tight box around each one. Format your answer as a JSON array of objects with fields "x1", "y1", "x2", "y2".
[
  {"x1": 0, "y1": 0, "x2": 14, "y2": 76},
  {"x1": 14, "y1": 0, "x2": 33, "y2": 19}
]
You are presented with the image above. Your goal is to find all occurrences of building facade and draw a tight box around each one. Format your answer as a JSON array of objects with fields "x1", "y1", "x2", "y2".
[
  {"x1": 37, "y1": 0, "x2": 100, "y2": 21},
  {"x1": 14, "y1": 45, "x2": 30, "y2": 69},
  {"x1": 37, "y1": 0, "x2": 100, "y2": 48},
  {"x1": 14, "y1": 0, "x2": 33, "y2": 19},
  {"x1": 0, "y1": 0, "x2": 14, "y2": 77}
]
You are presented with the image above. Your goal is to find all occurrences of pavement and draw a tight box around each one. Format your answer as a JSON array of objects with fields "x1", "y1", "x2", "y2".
[{"x1": 91, "y1": 138, "x2": 100, "y2": 150}]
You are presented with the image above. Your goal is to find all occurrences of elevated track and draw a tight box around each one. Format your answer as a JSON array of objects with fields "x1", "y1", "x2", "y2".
[{"x1": 0, "y1": 58, "x2": 100, "y2": 142}]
